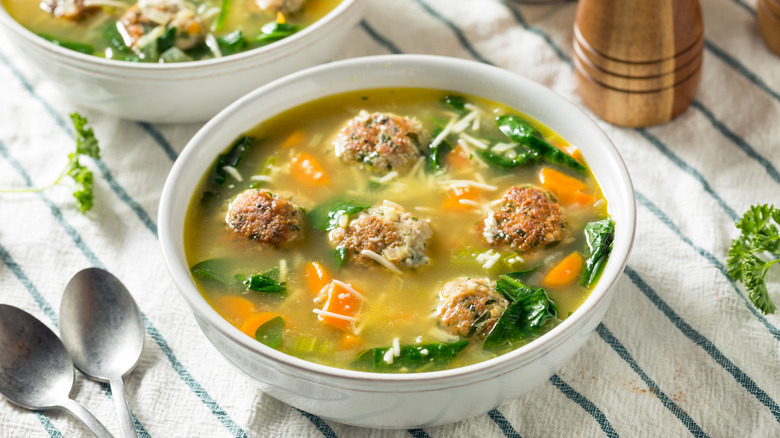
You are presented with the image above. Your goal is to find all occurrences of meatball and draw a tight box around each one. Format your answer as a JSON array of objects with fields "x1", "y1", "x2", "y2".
[
  {"x1": 333, "y1": 111, "x2": 430, "y2": 173},
  {"x1": 328, "y1": 202, "x2": 433, "y2": 270},
  {"x1": 119, "y1": 0, "x2": 205, "y2": 52},
  {"x1": 255, "y1": 0, "x2": 306, "y2": 14},
  {"x1": 226, "y1": 190, "x2": 304, "y2": 246},
  {"x1": 436, "y1": 278, "x2": 509, "y2": 339},
  {"x1": 41, "y1": 0, "x2": 94, "y2": 20},
  {"x1": 482, "y1": 186, "x2": 566, "y2": 252}
]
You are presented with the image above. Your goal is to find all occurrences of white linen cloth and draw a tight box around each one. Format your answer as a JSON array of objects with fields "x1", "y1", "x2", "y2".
[{"x1": 1, "y1": 0, "x2": 780, "y2": 436}]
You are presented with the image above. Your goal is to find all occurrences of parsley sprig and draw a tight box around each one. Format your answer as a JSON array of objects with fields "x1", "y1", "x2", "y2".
[
  {"x1": 0, "y1": 113, "x2": 101, "y2": 213},
  {"x1": 727, "y1": 204, "x2": 780, "y2": 314}
]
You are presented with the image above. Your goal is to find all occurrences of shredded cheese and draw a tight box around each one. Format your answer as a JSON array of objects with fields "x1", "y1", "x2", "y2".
[
  {"x1": 452, "y1": 110, "x2": 479, "y2": 133},
  {"x1": 222, "y1": 165, "x2": 242, "y2": 182},
  {"x1": 482, "y1": 210, "x2": 498, "y2": 244},
  {"x1": 429, "y1": 116, "x2": 457, "y2": 151},
  {"x1": 250, "y1": 175, "x2": 272, "y2": 182},
  {"x1": 476, "y1": 250, "x2": 501, "y2": 269},
  {"x1": 458, "y1": 132, "x2": 490, "y2": 150},
  {"x1": 382, "y1": 199, "x2": 404, "y2": 210},
  {"x1": 360, "y1": 249, "x2": 403, "y2": 274},
  {"x1": 331, "y1": 279, "x2": 367, "y2": 301},
  {"x1": 312, "y1": 308, "x2": 356, "y2": 321},
  {"x1": 439, "y1": 179, "x2": 497, "y2": 191}
]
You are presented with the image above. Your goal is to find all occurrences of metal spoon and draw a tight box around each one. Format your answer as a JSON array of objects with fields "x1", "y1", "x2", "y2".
[
  {"x1": 60, "y1": 268, "x2": 144, "y2": 438},
  {"x1": 0, "y1": 304, "x2": 114, "y2": 438}
]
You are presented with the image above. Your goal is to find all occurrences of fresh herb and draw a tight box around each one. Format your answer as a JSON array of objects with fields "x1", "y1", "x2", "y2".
[
  {"x1": 353, "y1": 340, "x2": 469, "y2": 372},
  {"x1": 1, "y1": 113, "x2": 101, "y2": 214},
  {"x1": 255, "y1": 316, "x2": 285, "y2": 348},
  {"x1": 256, "y1": 21, "x2": 300, "y2": 46},
  {"x1": 38, "y1": 33, "x2": 94, "y2": 54},
  {"x1": 214, "y1": 0, "x2": 230, "y2": 31},
  {"x1": 426, "y1": 129, "x2": 453, "y2": 173},
  {"x1": 244, "y1": 267, "x2": 286, "y2": 295},
  {"x1": 157, "y1": 26, "x2": 177, "y2": 55},
  {"x1": 307, "y1": 198, "x2": 369, "y2": 231},
  {"x1": 484, "y1": 275, "x2": 557, "y2": 352},
  {"x1": 190, "y1": 258, "x2": 237, "y2": 285},
  {"x1": 213, "y1": 136, "x2": 256, "y2": 184},
  {"x1": 496, "y1": 115, "x2": 586, "y2": 173},
  {"x1": 104, "y1": 24, "x2": 140, "y2": 61},
  {"x1": 217, "y1": 30, "x2": 247, "y2": 56},
  {"x1": 474, "y1": 145, "x2": 539, "y2": 169},
  {"x1": 441, "y1": 95, "x2": 469, "y2": 116},
  {"x1": 333, "y1": 247, "x2": 348, "y2": 268},
  {"x1": 727, "y1": 205, "x2": 780, "y2": 314},
  {"x1": 580, "y1": 219, "x2": 615, "y2": 287},
  {"x1": 504, "y1": 265, "x2": 539, "y2": 280}
]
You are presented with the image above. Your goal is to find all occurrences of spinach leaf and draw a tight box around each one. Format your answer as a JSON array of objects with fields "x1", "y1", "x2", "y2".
[
  {"x1": 190, "y1": 258, "x2": 238, "y2": 286},
  {"x1": 354, "y1": 340, "x2": 469, "y2": 372},
  {"x1": 484, "y1": 276, "x2": 557, "y2": 352},
  {"x1": 441, "y1": 95, "x2": 469, "y2": 116},
  {"x1": 214, "y1": 0, "x2": 230, "y2": 31},
  {"x1": 496, "y1": 114, "x2": 542, "y2": 140},
  {"x1": 157, "y1": 26, "x2": 178, "y2": 56},
  {"x1": 333, "y1": 247, "x2": 348, "y2": 268},
  {"x1": 426, "y1": 129, "x2": 453, "y2": 173},
  {"x1": 496, "y1": 115, "x2": 586, "y2": 173},
  {"x1": 504, "y1": 265, "x2": 539, "y2": 280},
  {"x1": 580, "y1": 219, "x2": 615, "y2": 287},
  {"x1": 474, "y1": 145, "x2": 539, "y2": 169},
  {"x1": 103, "y1": 23, "x2": 141, "y2": 61},
  {"x1": 307, "y1": 198, "x2": 369, "y2": 231},
  {"x1": 255, "y1": 316, "x2": 285, "y2": 348},
  {"x1": 38, "y1": 33, "x2": 94, "y2": 54},
  {"x1": 213, "y1": 135, "x2": 256, "y2": 184},
  {"x1": 217, "y1": 30, "x2": 247, "y2": 56},
  {"x1": 256, "y1": 21, "x2": 300, "y2": 46},
  {"x1": 244, "y1": 267, "x2": 286, "y2": 295}
]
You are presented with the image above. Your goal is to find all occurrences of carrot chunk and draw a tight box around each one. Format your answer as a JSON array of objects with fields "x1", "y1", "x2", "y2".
[
  {"x1": 446, "y1": 145, "x2": 471, "y2": 170},
  {"x1": 317, "y1": 281, "x2": 363, "y2": 332},
  {"x1": 543, "y1": 251, "x2": 584, "y2": 288},
  {"x1": 442, "y1": 186, "x2": 482, "y2": 211},
  {"x1": 213, "y1": 295, "x2": 256, "y2": 323},
  {"x1": 282, "y1": 130, "x2": 305, "y2": 148},
  {"x1": 291, "y1": 152, "x2": 329, "y2": 186},
  {"x1": 539, "y1": 168, "x2": 596, "y2": 207},
  {"x1": 239, "y1": 312, "x2": 278, "y2": 337},
  {"x1": 304, "y1": 261, "x2": 331, "y2": 297}
]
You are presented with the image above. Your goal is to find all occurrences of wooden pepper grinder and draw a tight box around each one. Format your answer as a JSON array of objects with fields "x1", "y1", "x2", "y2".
[
  {"x1": 758, "y1": 0, "x2": 780, "y2": 56},
  {"x1": 573, "y1": 0, "x2": 704, "y2": 127}
]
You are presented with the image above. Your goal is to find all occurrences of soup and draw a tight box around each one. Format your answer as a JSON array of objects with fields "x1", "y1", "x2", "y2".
[
  {"x1": 183, "y1": 88, "x2": 615, "y2": 373},
  {"x1": 2, "y1": 0, "x2": 341, "y2": 62}
]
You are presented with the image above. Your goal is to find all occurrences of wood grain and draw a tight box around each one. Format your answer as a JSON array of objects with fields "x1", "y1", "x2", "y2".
[{"x1": 759, "y1": 0, "x2": 780, "y2": 56}]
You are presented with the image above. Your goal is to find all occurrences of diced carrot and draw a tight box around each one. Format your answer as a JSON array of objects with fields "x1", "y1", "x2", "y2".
[
  {"x1": 282, "y1": 130, "x2": 305, "y2": 148},
  {"x1": 339, "y1": 334, "x2": 361, "y2": 350},
  {"x1": 239, "y1": 312, "x2": 278, "y2": 337},
  {"x1": 290, "y1": 152, "x2": 329, "y2": 186},
  {"x1": 543, "y1": 251, "x2": 584, "y2": 288},
  {"x1": 446, "y1": 145, "x2": 471, "y2": 170},
  {"x1": 184, "y1": 20, "x2": 201, "y2": 35},
  {"x1": 539, "y1": 168, "x2": 596, "y2": 207},
  {"x1": 213, "y1": 295, "x2": 256, "y2": 323},
  {"x1": 304, "y1": 261, "x2": 331, "y2": 297},
  {"x1": 317, "y1": 281, "x2": 363, "y2": 332},
  {"x1": 442, "y1": 186, "x2": 482, "y2": 211}
]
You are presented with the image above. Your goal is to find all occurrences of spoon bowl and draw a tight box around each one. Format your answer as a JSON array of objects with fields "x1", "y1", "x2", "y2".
[
  {"x1": 0, "y1": 304, "x2": 113, "y2": 437},
  {"x1": 60, "y1": 268, "x2": 144, "y2": 438}
]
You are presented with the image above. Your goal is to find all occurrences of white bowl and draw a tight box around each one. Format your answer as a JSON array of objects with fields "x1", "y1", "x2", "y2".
[
  {"x1": 0, "y1": 0, "x2": 363, "y2": 123},
  {"x1": 158, "y1": 55, "x2": 636, "y2": 428}
]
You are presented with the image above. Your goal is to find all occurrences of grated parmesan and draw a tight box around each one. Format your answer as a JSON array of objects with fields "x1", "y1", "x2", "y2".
[
  {"x1": 439, "y1": 179, "x2": 497, "y2": 191},
  {"x1": 476, "y1": 250, "x2": 501, "y2": 269},
  {"x1": 312, "y1": 308, "x2": 356, "y2": 321},
  {"x1": 458, "y1": 132, "x2": 490, "y2": 150},
  {"x1": 222, "y1": 165, "x2": 242, "y2": 182},
  {"x1": 482, "y1": 210, "x2": 498, "y2": 244},
  {"x1": 331, "y1": 279, "x2": 367, "y2": 301},
  {"x1": 250, "y1": 175, "x2": 272, "y2": 182}
]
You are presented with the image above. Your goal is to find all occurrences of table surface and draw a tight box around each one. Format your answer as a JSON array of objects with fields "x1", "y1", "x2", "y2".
[{"x1": 2, "y1": 0, "x2": 779, "y2": 437}]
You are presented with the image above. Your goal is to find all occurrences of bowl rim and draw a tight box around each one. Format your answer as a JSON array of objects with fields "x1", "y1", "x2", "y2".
[
  {"x1": 159, "y1": 54, "x2": 637, "y2": 385},
  {"x1": 0, "y1": 0, "x2": 359, "y2": 72}
]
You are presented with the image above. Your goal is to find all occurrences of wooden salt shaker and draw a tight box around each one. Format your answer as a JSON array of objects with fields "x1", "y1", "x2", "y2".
[
  {"x1": 758, "y1": 0, "x2": 780, "y2": 56},
  {"x1": 573, "y1": 0, "x2": 704, "y2": 127}
]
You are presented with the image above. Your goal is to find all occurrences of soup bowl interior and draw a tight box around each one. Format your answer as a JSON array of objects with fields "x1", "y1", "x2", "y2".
[
  {"x1": 0, "y1": 0, "x2": 363, "y2": 122},
  {"x1": 159, "y1": 54, "x2": 636, "y2": 428}
]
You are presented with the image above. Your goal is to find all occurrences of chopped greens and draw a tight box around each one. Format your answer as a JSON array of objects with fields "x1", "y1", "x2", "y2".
[
  {"x1": 426, "y1": 129, "x2": 453, "y2": 173},
  {"x1": 354, "y1": 340, "x2": 469, "y2": 372},
  {"x1": 244, "y1": 267, "x2": 286, "y2": 295},
  {"x1": 38, "y1": 33, "x2": 94, "y2": 54},
  {"x1": 333, "y1": 247, "x2": 348, "y2": 268},
  {"x1": 484, "y1": 275, "x2": 558, "y2": 352},
  {"x1": 0, "y1": 113, "x2": 101, "y2": 214},
  {"x1": 217, "y1": 30, "x2": 248, "y2": 56},
  {"x1": 190, "y1": 258, "x2": 238, "y2": 285},
  {"x1": 474, "y1": 144, "x2": 539, "y2": 169},
  {"x1": 496, "y1": 115, "x2": 586, "y2": 173},
  {"x1": 256, "y1": 21, "x2": 300, "y2": 46},
  {"x1": 307, "y1": 198, "x2": 369, "y2": 231},
  {"x1": 255, "y1": 316, "x2": 285, "y2": 348},
  {"x1": 580, "y1": 219, "x2": 615, "y2": 287},
  {"x1": 727, "y1": 204, "x2": 780, "y2": 314},
  {"x1": 496, "y1": 114, "x2": 542, "y2": 141},
  {"x1": 441, "y1": 95, "x2": 469, "y2": 116},
  {"x1": 213, "y1": 135, "x2": 256, "y2": 184}
]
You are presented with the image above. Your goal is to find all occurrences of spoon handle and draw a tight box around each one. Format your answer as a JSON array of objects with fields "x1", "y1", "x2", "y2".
[
  {"x1": 109, "y1": 377, "x2": 139, "y2": 438},
  {"x1": 59, "y1": 398, "x2": 115, "y2": 438}
]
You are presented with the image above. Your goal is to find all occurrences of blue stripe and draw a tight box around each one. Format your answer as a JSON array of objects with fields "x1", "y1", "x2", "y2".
[
  {"x1": 548, "y1": 375, "x2": 619, "y2": 437},
  {"x1": 705, "y1": 40, "x2": 780, "y2": 105},
  {"x1": 595, "y1": 324, "x2": 708, "y2": 437},
  {"x1": 635, "y1": 191, "x2": 780, "y2": 341},
  {"x1": 488, "y1": 409, "x2": 522, "y2": 438},
  {"x1": 498, "y1": 1, "x2": 572, "y2": 66},
  {"x1": 635, "y1": 129, "x2": 739, "y2": 221},
  {"x1": 295, "y1": 409, "x2": 338, "y2": 438},
  {"x1": 690, "y1": 100, "x2": 780, "y2": 186},
  {"x1": 93, "y1": 160, "x2": 158, "y2": 236},
  {"x1": 360, "y1": 20, "x2": 402, "y2": 54},
  {"x1": 624, "y1": 266, "x2": 780, "y2": 424},
  {"x1": 138, "y1": 122, "x2": 179, "y2": 162},
  {"x1": 408, "y1": 429, "x2": 431, "y2": 438},
  {"x1": 729, "y1": 0, "x2": 756, "y2": 16},
  {"x1": 413, "y1": 0, "x2": 494, "y2": 65},
  {"x1": 0, "y1": 143, "x2": 248, "y2": 438},
  {"x1": 35, "y1": 412, "x2": 64, "y2": 438}
]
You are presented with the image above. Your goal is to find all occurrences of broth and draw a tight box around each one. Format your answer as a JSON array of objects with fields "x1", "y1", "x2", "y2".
[
  {"x1": 2, "y1": 0, "x2": 341, "y2": 62},
  {"x1": 183, "y1": 88, "x2": 613, "y2": 372}
]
